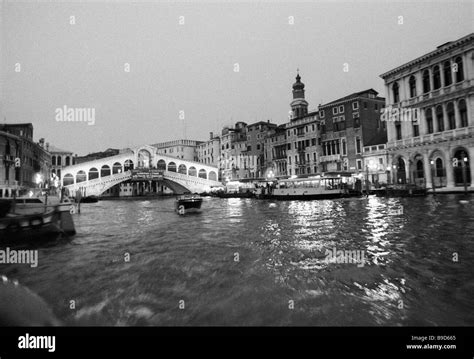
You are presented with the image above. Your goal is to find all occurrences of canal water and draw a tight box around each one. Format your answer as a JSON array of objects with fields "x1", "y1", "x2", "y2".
[{"x1": 2, "y1": 195, "x2": 474, "y2": 326}]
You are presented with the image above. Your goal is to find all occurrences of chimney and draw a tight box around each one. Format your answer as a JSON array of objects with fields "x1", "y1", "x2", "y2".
[
  {"x1": 46, "y1": 142, "x2": 50, "y2": 151},
  {"x1": 39, "y1": 138, "x2": 45, "y2": 148},
  {"x1": 210, "y1": 132, "x2": 213, "y2": 140}
]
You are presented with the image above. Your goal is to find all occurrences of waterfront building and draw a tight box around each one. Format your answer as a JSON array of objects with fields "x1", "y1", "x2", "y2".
[
  {"x1": 219, "y1": 122, "x2": 248, "y2": 181},
  {"x1": 0, "y1": 123, "x2": 51, "y2": 195},
  {"x1": 362, "y1": 143, "x2": 390, "y2": 185},
  {"x1": 281, "y1": 72, "x2": 320, "y2": 177},
  {"x1": 264, "y1": 124, "x2": 288, "y2": 178},
  {"x1": 244, "y1": 121, "x2": 278, "y2": 179},
  {"x1": 318, "y1": 89, "x2": 386, "y2": 175},
  {"x1": 197, "y1": 132, "x2": 221, "y2": 169},
  {"x1": 49, "y1": 145, "x2": 75, "y2": 181},
  {"x1": 379, "y1": 33, "x2": 473, "y2": 190},
  {"x1": 152, "y1": 139, "x2": 202, "y2": 162}
]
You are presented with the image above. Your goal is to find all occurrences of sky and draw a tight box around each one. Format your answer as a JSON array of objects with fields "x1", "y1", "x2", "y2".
[{"x1": 0, "y1": 0, "x2": 472, "y2": 155}]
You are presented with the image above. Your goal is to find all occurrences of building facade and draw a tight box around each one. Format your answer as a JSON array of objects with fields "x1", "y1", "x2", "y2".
[
  {"x1": 197, "y1": 132, "x2": 221, "y2": 169},
  {"x1": 49, "y1": 145, "x2": 75, "y2": 181},
  {"x1": 318, "y1": 89, "x2": 386, "y2": 175},
  {"x1": 152, "y1": 139, "x2": 202, "y2": 162},
  {"x1": 380, "y1": 33, "x2": 473, "y2": 190},
  {"x1": 0, "y1": 123, "x2": 51, "y2": 195}
]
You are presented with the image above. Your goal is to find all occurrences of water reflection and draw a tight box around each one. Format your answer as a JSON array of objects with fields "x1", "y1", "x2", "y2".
[{"x1": 1, "y1": 195, "x2": 473, "y2": 326}]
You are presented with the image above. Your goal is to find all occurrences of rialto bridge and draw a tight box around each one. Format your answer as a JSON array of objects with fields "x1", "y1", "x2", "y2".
[{"x1": 61, "y1": 145, "x2": 221, "y2": 196}]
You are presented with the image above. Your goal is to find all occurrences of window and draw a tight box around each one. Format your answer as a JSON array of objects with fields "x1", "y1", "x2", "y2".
[
  {"x1": 443, "y1": 61, "x2": 452, "y2": 86},
  {"x1": 287, "y1": 143, "x2": 291, "y2": 150},
  {"x1": 426, "y1": 108, "x2": 433, "y2": 134},
  {"x1": 311, "y1": 138, "x2": 316, "y2": 146},
  {"x1": 319, "y1": 110, "x2": 325, "y2": 118},
  {"x1": 436, "y1": 105, "x2": 444, "y2": 132},
  {"x1": 413, "y1": 121, "x2": 419, "y2": 137},
  {"x1": 333, "y1": 107, "x2": 338, "y2": 115},
  {"x1": 395, "y1": 122, "x2": 402, "y2": 140},
  {"x1": 375, "y1": 103, "x2": 378, "y2": 111},
  {"x1": 247, "y1": 146, "x2": 251, "y2": 152},
  {"x1": 339, "y1": 105, "x2": 344, "y2": 113},
  {"x1": 354, "y1": 117, "x2": 360, "y2": 128},
  {"x1": 342, "y1": 139, "x2": 347, "y2": 156},
  {"x1": 454, "y1": 57, "x2": 464, "y2": 82},
  {"x1": 433, "y1": 65, "x2": 441, "y2": 90},
  {"x1": 447, "y1": 102, "x2": 455, "y2": 130},
  {"x1": 355, "y1": 137, "x2": 361, "y2": 154},
  {"x1": 422, "y1": 69, "x2": 430, "y2": 93},
  {"x1": 257, "y1": 144, "x2": 260, "y2": 150},
  {"x1": 459, "y1": 99, "x2": 468, "y2": 127},
  {"x1": 363, "y1": 102, "x2": 367, "y2": 109},
  {"x1": 352, "y1": 102, "x2": 359, "y2": 110},
  {"x1": 392, "y1": 82, "x2": 400, "y2": 103},
  {"x1": 409, "y1": 75, "x2": 417, "y2": 98},
  {"x1": 312, "y1": 124, "x2": 315, "y2": 131},
  {"x1": 356, "y1": 159, "x2": 362, "y2": 170}
]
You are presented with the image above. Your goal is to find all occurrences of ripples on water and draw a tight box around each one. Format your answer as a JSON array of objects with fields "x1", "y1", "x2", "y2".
[{"x1": 1, "y1": 195, "x2": 473, "y2": 326}]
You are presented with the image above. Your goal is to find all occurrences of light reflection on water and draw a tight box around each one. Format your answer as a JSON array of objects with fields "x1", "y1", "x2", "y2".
[{"x1": 1, "y1": 195, "x2": 473, "y2": 326}]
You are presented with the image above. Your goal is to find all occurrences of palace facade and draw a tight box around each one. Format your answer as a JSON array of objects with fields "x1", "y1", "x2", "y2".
[{"x1": 380, "y1": 33, "x2": 474, "y2": 191}]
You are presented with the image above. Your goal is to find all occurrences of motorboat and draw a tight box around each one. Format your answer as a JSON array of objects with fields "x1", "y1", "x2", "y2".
[{"x1": 175, "y1": 193, "x2": 203, "y2": 214}]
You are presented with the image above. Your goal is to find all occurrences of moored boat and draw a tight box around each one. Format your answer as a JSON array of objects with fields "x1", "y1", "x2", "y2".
[
  {"x1": 256, "y1": 174, "x2": 362, "y2": 200},
  {"x1": 0, "y1": 189, "x2": 76, "y2": 239}
]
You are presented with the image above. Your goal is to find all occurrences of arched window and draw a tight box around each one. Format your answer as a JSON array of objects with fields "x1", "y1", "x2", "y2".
[
  {"x1": 447, "y1": 102, "x2": 455, "y2": 130},
  {"x1": 101, "y1": 165, "x2": 111, "y2": 177},
  {"x1": 425, "y1": 108, "x2": 433, "y2": 134},
  {"x1": 209, "y1": 171, "x2": 217, "y2": 181},
  {"x1": 157, "y1": 159, "x2": 166, "y2": 171},
  {"x1": 167, "y1": 162, "x2": 177, "y2": 172},
  {"x1": 409, "y1": 76, "x2": 417, "y2": 98},
  {"x1": 188, "y1": 167, "x2": 197, "y2": 177},
  {"x1": 178, "y1": 164, "x2": 187, "y2": 175},
  {"x1": 454, "y1": 57, "x2": 464, "y2": 82},
  {"x1": 459, "y1": 99, "x2": 468, "y2": 127},
  {"x1": 443, "y1": 61, "x2": 452, "y2": 86},
  {"x1": 435, "y1": 105, "x2": 444, "y2": 132},
  {"x1": 88, "y1": 167, "x2": 99, "y2": 180},
  {"x1": 435, "y1": 158, "x2": 444, "y2": 178},
  {"x1": 198, "y1": 169, "x2": 207, "y2": 179},
  {"x1": 76, "y1": 171, "x2": 86, "y2": 183},
  {"x1": 63, "y1": 173, "x2": 74, "y2": 186},
  {"x1": 124, "y1": 160, "x2": 134, "y2": 171},
  {"x1": 392, "y1": 82, "x2": 400, "y2": 103},
  {"x1": 57, "y1": 169, "x2": 61, "y2": 179},
  {"x1": 52, "y1": 156, "x2": 56, "y2": 166},
  {"x1": 112, "y1": 162, "x2": 122, "y2": 174},
  {"x1": 65, "y1": 156, "x2": 70, "y2": 166},
  {"x1": 433, "y1": 65, "x2": 441, "y2": 90},
  {"x1": 57, "y1": 156, "x2": 62, "y2": 166},
  {"x1": 422, "y1": 70, "x2": 430, "y2": 93}
]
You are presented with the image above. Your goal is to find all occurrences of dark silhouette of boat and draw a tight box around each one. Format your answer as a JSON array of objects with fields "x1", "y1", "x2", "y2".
[{"x1": 175, "y1": 194, "x2": 203, "y2": 214}]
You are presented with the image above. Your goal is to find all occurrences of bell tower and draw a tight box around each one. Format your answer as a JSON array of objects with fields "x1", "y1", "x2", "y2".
[{"x1": 290, "y1": 69, "x2": 308, "y2": 120}]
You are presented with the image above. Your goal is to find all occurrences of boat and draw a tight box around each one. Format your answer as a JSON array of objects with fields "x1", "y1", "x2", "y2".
[
  {"x1": 0, "y1": 188, "x2": 76, "y2": 239},
  {"x1": 175, "y1": 193, "x2": 203, "y2": 214},
  {"x1": 256, "y1": 175, "x2": 362, "y2": 200},
  {"x1": 373, "y1": 184, "x2": 427, "y2": 197}
]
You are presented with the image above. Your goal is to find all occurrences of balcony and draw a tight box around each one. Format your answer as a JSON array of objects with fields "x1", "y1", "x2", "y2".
[
  {"x1": 388, "y1": 126, "x2": 474, "y2": 149},
  {"x1": 319, "y1": 154, "x2": 341, "y2": 162}
]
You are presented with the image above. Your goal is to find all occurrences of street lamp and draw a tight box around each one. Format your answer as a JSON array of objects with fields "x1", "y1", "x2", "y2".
[{"x1": 462, "y1": 153, "x2": 468, "y2": 195}]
